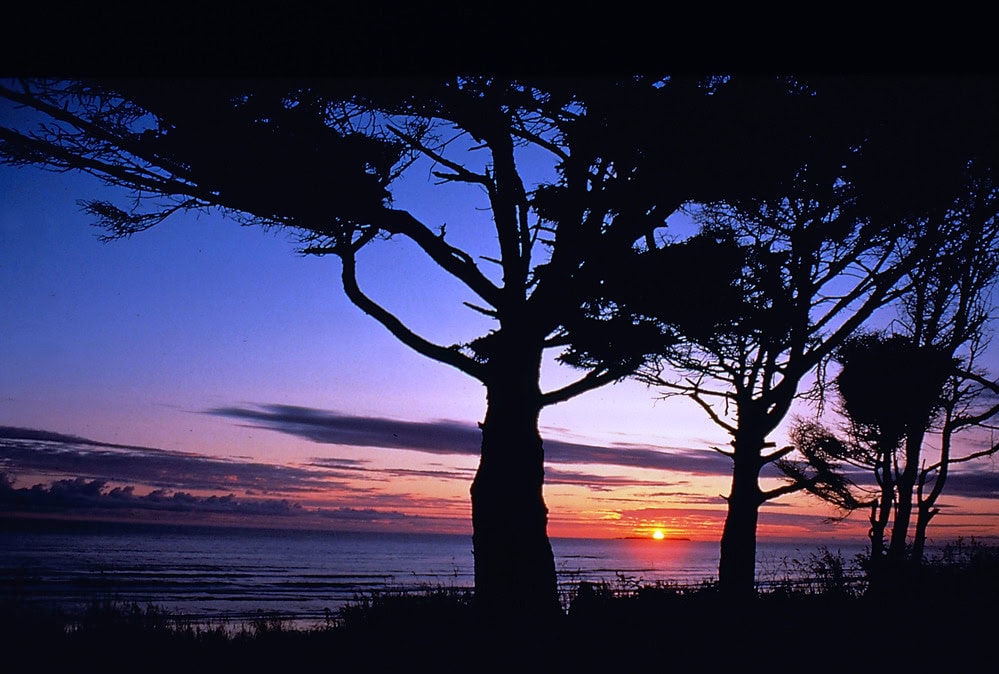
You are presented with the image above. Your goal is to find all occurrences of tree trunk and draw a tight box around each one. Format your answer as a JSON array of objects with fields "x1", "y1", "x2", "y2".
[
  {"x1": 868, "y1": 448, "x2": 894, "y2": 571},
  {"x1": 887, "y1": 430, "x2": 924, "y2": 562},
  {"x1": 869, "y1": 495, "x2": 891, "y2": 558},
  {"x1": 470, "y1": 353, "x2": 560, "y2": 621},
  {"x1": 718, "y1": 433, "x2": 764, "y2": 599},
  {"x1": 911, "y1": 501, "x2": 938, "y2": 561}
]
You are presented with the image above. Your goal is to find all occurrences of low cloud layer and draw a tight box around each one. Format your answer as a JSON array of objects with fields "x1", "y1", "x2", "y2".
[
  {"x1": 0, "y1": 426, "x2": 418, "y2": 527},
  {"x1": 0, "y1": 473, "x2": 417, "y2": 528},
  {"x1": 0, "y1": 425, "x2": 346, "y2": 495},
  {"x1": 207, "y1": 405, "x2": 999, "y2": 502},
  {"x1": 209, "y1": 404, "x2": 734, "y2": 475},
  {"x1": 3, "y1": 408, "x2": 996, "y2": 533},
  {"x1": 0, "y1": 472, "x2": 303, "y2": 516}
]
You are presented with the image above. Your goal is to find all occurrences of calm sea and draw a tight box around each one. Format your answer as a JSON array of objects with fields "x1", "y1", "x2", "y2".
[{"x1": 0, "y1": 519, "x2": 866, "y2": 625}]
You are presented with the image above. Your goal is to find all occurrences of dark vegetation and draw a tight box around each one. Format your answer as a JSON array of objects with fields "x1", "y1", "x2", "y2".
[{"x1": 4, "y1": 541, "x2": 996, "y2": 672}]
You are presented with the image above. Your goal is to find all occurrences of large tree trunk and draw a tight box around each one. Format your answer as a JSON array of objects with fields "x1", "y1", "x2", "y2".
[
  {"x1": 470, "y1": 352, "x2": 560, "y2": 621},
  {"x1": 718, "y1": 433, "x2": 764, "y2": 599}
]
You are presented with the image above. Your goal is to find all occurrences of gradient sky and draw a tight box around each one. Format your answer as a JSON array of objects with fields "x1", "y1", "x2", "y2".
[{"x1": 2, "y1": 104, "x2": 998, "y2": 545}]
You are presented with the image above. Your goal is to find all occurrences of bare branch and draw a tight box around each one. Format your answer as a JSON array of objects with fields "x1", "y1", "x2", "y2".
[
  {"x1": 387, "y1": 124, "x2": 490, "y2": 187},
  {"x1": 379, "y1": 208, "x2": 503, "y2": 309},
  {"x1": 712, "y1": 445, "x2": 735, "y2": 459},
  {"x1": 339, "y1": 248, "x2": 486, "y2": 381},
  {"x1": 762, "y1": 480, "x2": 809, "y2": 501},
  {"x1": 463, "y1": 301, "x2": 499, "y2": 318},
  {"x1": 541, "y1": 368, "x2": 628, "y2": 407},
  {"x1": 761, "y1": 444, "x2": 795, "y2": 465}
]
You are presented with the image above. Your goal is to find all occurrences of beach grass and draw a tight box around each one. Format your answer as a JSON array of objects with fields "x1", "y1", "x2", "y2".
[{"x1": 5, "y1": 541, "x2": 996, "y2": 672}]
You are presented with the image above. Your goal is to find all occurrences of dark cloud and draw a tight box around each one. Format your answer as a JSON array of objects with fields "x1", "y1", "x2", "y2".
[
  {"x1": 210, "y1": 405, "x2": 481, "y2": 454},
  {"x1": 317, "y1": 507, "x2": 409, "y2": 522},
  {"x1": 645, "y1": 491, "x2": 725, "y2": 505},
  {"x1": 380, "y1": 466, "x2": 476, "y2": 481},
  {"x1": 0, "y1": 427, "x2": 352, "y2": 495},
  {"x1": 0, "y1": 472, "x2": 421, "y2": 528},
  {"x1": 0, "y1": 474, "x2": 305, "y2": 517},
  {"x1": 941, "y1": 469, "x2": 999, "y2": 499},
  {"x1": 209, "y1": 404, "x2": 733, "y2": 476},
  {"x1": 767, "y1": 460, "x2": 999, "y2": 501},
  {"x1": 547, "y1": 440, "x2": 729, "y2": 475},
  {"x1": 0, "y1": 428, "x2": 449, "y2": 529},
  {"x1": 308, "y1": 457, "x2": 371, "y2": 471},
  {"x1": 0, "y1": 426, "x2": 100, "y2": 445},
  {"x1": 544, "y1": 467, "x2": 684, "y2": 490}
]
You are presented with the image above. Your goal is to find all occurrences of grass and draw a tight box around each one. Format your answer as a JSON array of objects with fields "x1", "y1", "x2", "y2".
[{"x1": 4, "y1": 541, "x2": 997, "y2": 672}]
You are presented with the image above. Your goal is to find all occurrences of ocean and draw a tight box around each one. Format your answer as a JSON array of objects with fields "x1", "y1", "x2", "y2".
[{"x1": 0, "y1": 519, "x2": 867, "y2": 626}]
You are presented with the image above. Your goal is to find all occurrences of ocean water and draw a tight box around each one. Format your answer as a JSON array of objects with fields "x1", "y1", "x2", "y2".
[{"x1": 0, "y1": 519, "x2": 866, "y2": 625}]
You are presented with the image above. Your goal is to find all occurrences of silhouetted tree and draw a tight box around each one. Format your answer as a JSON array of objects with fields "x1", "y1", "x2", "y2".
[
  {"x1": 833, "y1": 333, "x2": 955, "y2": 567},
  {"x1": 567, "y1": 181, "x2": 932, "y2": 597},
  {"x1": 914, "y1": 369, "x2": 999, "y2": 560},
  {"x1": 906, "y1": 181, "x2": 999, "y2": 560},
  {"x1": 785, "y1": 179, "x2": 999, "y2": 570},
  {"x1": 564, "y1": 77, "x2": 999, "y2": 598},
  {"x1": 0, "y1": 76, "x2": 831, "y2": 618}
]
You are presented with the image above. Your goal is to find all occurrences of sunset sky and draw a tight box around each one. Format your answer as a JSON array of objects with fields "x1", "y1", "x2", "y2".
[{"x1": 2, "y1": 102, "x2": 998, "y2": 545}]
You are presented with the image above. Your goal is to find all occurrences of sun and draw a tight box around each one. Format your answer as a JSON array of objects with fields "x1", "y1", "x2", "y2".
[{"x1": 652, "y1": 529, "x2": 666, "y2": 540}]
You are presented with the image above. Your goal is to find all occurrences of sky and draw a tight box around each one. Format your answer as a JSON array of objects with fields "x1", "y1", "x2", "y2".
[{"x1": 2, "y1": 101, "x2": 998, "y2": 545}]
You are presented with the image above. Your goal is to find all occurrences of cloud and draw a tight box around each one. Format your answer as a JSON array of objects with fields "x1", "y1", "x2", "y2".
[
  {"x1": 605, "y1": 503, "x2": 865, "y2": 540},
  {"x1": 941, "y1": 469, "x2": 999, "y2": 499},
  {"x1": 209, "y1": 405, "x2": 482, "y2": 454},
  {"x1": 317, "y1": 507, "x2": 409, "y2": 522},
  {"x1": 209, "y1": 404, "x2": 733, "y2": 476},
  {"x1": 0, "y1": 474, "x2": 305, "y2": 517},
  {"x1": 544, "y1": 467, "x2": 686, "y2": 491},
  {"x1": 0, "y1": 470, "x2": 421, "y2": 528},
  {"x1": 0, "y1": 426, "x2": 352, "y2": 495},
  {"x1": 0, "y1": 427, "x2": 450, "y2": 530}
]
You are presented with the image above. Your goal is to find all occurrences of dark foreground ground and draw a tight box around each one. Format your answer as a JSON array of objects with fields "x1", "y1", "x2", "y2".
[{"x1": 5, "y1": 550, "x2": 997, "y2": 673}]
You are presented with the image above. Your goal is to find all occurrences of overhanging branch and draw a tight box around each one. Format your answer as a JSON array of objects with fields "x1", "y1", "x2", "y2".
[
  {"x1": 541, "y1": 367, "x2": 628, "y2": 407},
  {"x1": 379, "y1": 208, "x2": 503, "y2": 309},
  {"x1": 340, "y1": 248, "x2": 486, "y2": 381}
]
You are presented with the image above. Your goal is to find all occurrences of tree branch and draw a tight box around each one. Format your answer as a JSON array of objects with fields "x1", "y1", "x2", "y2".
[
  {"x1": 688, "y1": 390, "x2": 737, "y2": 435},
  {"x1": 388, "y1": 124, "x2": 491, "y2": 187},
  {"x1": 761, "y1": 444, "x2": 795, "y2": 465},
  {"x1": 762, "y1": 480, "x2": 809, "y2": 501},
  {"x1": 379, "y1": 208, "x2": 503, "y2": 309},
  {"x1": 339, "y1": 248, "x2": 486, "y2": 381},
  {"x1": 541, "y1": 367, "x2": 628, "y2": 407}
]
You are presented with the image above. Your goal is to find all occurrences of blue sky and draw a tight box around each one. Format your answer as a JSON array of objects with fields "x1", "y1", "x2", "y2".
[{"x1": 0, "y1": 158, "x2": 706, "y2": 453}]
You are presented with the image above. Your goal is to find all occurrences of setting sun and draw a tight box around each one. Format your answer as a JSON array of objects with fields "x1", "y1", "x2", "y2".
[{"x1": 652, "y1": 529, "x2": 666, "y2": 540}]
